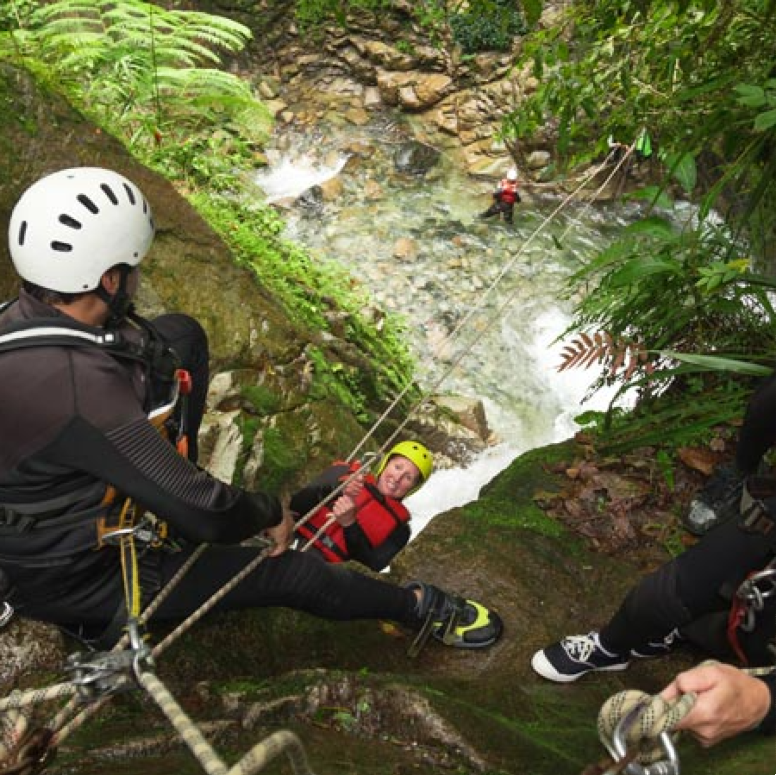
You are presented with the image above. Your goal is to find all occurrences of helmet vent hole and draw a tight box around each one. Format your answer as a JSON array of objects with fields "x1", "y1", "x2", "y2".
[
  {"x1": 77, "y1": 194, "x2": 99, "y2": 214},
  {"x1": 59, "y1": 214, "x2": 82, "y2": 230},
  {"x1": 51, "y1": 241, "x2": 73, "y2": 253},
  {"x1": 123, "y1": 183, "x2": 136, "y2": 205},
  {"x1": 101, "y1": 183, "x2": 118, "y2": 205},
  {"x1": 17, "y1": 221, "x2": 27, "y2": 246}
]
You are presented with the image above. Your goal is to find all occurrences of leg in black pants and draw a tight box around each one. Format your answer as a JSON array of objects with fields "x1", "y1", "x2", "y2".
[
  {"x1": 45, "y1": 548, "x2": 418, "y2": 633},
  {"x1": 150, "y1": 547, "x2": 418, "y2": 625},
  {"x1": 600, "y1": 517, "x2": 775, "y2": 654}
]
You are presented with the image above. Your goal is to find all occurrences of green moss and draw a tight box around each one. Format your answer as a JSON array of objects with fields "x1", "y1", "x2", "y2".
[
  {"x1": 240, "y1": 384, "x2": 282, "y2": 415},
  {"x1": 188, "y1": 193, "x2": 418, "y2": 406},
  {"x1": 469, "y1": 440, "x2": 585, "y2": 552},
  {"x1": 464, "y1": 498, "x2": 565, "y2": 537},
  {"x1": 260, "y1": 425, "x2": 307, "y2": 494}
]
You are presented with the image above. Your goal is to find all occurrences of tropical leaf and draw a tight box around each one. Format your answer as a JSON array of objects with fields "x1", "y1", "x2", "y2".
[{"x1": 658, "y1": 352, "x2": 772, "y2": 377}]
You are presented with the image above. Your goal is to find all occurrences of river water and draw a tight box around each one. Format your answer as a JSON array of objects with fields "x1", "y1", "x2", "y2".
[{"x1": 254, "y1": 116, "x2": 644, "y2": 533}]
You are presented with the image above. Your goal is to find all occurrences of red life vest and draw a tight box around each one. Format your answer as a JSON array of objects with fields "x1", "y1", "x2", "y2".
[
  {"x1": 296, "y1": 468, "x2": 410, "y2": 563},
  {"x1": 498, "y1": 179, "x2": 519, "y2": 204}
]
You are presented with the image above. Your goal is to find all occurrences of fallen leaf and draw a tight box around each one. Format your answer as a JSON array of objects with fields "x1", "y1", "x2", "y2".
[{"x1": 677, "y1": 446, "x2": 719, "y2": 475}]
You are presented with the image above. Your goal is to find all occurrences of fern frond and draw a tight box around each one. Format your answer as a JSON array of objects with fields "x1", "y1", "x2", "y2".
[{"x1": 558, "y1": 330, "x2": 656, "y2": 382}]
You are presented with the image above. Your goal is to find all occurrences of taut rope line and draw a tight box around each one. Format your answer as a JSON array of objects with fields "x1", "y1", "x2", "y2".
[{"x1": 346, "y1": 139, "x2": 637, "y2": 468}]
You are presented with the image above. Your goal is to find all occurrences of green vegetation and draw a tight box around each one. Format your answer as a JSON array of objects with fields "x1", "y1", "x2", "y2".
[
  {"x1": 189, "y1": 193, "x2": 419, "y2": 415},
  {"x1": 2, "y1": 0, "x2": 271, "y2": 188},
  {"x1": 4, "y1": 0, "x2": 775, "y2": 462},
  {"x1": 450, "y1": 0, "x2": 528, "y2": 53},
  {"x1": 294, "y1": 0, "x2": 542, "y2": 50},
  {"x1": 502, "y1": 1, "x2": 776, "y2": 452}
]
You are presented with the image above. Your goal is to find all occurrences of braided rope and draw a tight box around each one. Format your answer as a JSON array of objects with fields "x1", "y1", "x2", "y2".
[
  {"x1": 150, "y1": 541, "x2": 273, "y2": 658},
  {"x1": 597, "y1": 662, "x2": 776, "y2": 768},
  {"x1": 597, "y1": 689, "x2": 694, "y2": 766},
  {"x1": 137, "y1": 670, "x2": 313, "y2": 775},
  {"x1": 228, "y1": 730, "x2": 312, "y2": 775},
  {"x1": 0, "y1": 684, "x2": 76, "y2": 715}
]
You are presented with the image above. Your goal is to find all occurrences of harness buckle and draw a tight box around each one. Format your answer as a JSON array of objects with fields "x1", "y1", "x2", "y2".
[
  {"x1": 740, "y1": 478, "x2": 776, "y2": 536},
  {"x1": 64, "y1": 650, "x2": 136, "y2": 702},
  {"x1": 97, "y1": 513, "x2": 172, "y2": 550}
]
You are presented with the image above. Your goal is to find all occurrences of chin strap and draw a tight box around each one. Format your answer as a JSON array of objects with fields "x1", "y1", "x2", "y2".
[{"x1": 94, "y1": 265, "x2": 134, "y2": 327}]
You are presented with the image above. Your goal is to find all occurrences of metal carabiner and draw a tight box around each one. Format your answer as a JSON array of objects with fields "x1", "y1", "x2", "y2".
[
  {"x1": 740, "y1": 567, "x2": 776, "y2": 603},
  {"x1": 606, "y1": 700, "x2": 681, "y2": 775},
  {"x1": 0, "y1": 600, "x2": 13, "y2": 628},
  {"x1": 736, "y1": 566, "x2": 776, "y2": 632}
]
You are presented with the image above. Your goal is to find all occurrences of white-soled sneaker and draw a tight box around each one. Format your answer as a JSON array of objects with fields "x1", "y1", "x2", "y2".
[{"x1": 531, "y1": 631, "x2": 629, "y2": 683}]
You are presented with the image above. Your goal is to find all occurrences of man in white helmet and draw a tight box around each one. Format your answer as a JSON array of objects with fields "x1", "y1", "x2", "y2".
[
  {"x1": 479, "y1": 167, "x2": 521, "y2": 225},
  {"x1": 0, "y1": 167, "x2": 503, "y2": 655}
]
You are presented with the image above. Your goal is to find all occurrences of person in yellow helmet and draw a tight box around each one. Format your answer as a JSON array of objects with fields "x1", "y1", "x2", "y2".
[{"x1": 292, "y1": 441, "x2": 433, "y2": 571}]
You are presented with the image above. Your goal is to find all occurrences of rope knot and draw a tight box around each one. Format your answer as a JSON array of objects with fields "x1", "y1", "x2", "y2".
[{"x1": 597, "y1": 688, "x2": 694, "y2": 772}]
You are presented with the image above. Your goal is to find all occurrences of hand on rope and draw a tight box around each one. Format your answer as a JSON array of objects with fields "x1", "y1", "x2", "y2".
[
  {"x1": 596, "y1": 685, "x2": 690, "y2": 774},
  {"x1": 660, "y1": 661, "x2": 774, "y2": 747},
  {"x1": 293, "y1": 452, "x2": 377, "y2": 541},
  {"x1": 262, "y1": 508, "x2": 295, "y2": 557}
]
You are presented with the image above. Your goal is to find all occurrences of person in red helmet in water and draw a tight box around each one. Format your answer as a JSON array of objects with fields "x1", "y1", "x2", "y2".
[{"x1": 479, "y1": 168, "x2": 521, "y2": 225}]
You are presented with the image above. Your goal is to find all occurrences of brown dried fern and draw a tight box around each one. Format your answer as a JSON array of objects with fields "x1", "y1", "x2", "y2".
[{"x1": 558, "y1": 332, "x2": 654, "y2": 380}]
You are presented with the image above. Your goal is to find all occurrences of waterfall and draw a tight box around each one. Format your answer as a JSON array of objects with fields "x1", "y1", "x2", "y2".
[{"x1": 254, "y1": 152, "x2": 350, "y2": 203}]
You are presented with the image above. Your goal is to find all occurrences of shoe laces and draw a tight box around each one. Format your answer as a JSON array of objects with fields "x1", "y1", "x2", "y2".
[{"x1": 562, "y1": 633, "x2": 599, "y2": 662}]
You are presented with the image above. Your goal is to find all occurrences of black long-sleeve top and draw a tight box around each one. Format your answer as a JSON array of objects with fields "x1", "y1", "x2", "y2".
[{"x1": 0, "y1": 291, "x2": 281, "y2": 607}]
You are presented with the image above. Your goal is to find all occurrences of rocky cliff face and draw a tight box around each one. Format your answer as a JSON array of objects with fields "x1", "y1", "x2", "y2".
[{"x1": 199, "y1": 0, "x2": 559, "y2": 180}]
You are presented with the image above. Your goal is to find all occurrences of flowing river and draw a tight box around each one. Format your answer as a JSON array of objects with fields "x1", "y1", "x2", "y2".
[{"x1": 254, "y1": 115, "x2": 644, "y2": 533}]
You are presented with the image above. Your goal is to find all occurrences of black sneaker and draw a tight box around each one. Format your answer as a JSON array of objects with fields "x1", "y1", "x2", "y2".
[
  {"x1": 630, "y1": 628, "x2": 683, "y2": 658},
  {"x1": 531, "y1": 632, "x2": 629, "y2": 683},
  {"x1": 406, "y1": 582, "x2": 503, "y2": 656}
]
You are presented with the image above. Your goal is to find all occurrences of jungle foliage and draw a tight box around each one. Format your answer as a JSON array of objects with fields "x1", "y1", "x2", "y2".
[
  {"x1": 1, "y1": 0, "x2": 272, "y2": 187},
  {"x1": 503, "y1": 0, "x2": 776, "y2": 450},
  {"x1": 294, "y1": 0, "x2": 541, "y2": 51}
]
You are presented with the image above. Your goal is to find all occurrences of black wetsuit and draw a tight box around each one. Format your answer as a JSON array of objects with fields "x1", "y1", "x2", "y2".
[
  {"x1": 599, "y1": 372, "x2": 776, "y2": 665},
  {"x1": 0, "y1": 291, "x2": 420, "y2": 644}
]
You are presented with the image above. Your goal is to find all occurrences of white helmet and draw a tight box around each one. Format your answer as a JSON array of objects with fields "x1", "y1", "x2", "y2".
[
  {"x1": 506, "y1": 168, "x2": 518, "y2": 182},
  {"x1": 8, "y1": 167, "x2": 155, "y2": 293}
]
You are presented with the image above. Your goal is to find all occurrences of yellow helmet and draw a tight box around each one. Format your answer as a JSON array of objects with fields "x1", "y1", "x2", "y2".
[{"x1": 376, "y1": 440, "x2": 434, "y2": 494}]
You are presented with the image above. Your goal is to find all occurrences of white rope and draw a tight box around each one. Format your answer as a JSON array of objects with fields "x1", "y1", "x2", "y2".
[{"x1": 347, "y1": 141, "x2": 637, "y2": 465}]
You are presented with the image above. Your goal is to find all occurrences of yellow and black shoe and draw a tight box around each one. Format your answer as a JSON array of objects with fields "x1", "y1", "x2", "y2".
[{"x1": 406, "y1": 581, "x2": 503, "y2": 657}]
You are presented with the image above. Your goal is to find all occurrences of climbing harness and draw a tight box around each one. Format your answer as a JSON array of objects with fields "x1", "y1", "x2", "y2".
[{"x1": 727, "y1": 559, "x2": 776, "y2": 664}]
